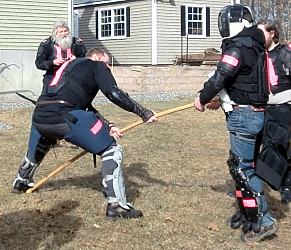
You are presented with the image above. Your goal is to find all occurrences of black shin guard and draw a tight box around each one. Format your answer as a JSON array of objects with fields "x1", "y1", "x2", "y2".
[
  {"x1": 228, "y1": 150, "x2": 265, "y2": 232},
  {"x1": 18, "y1": 137, "x2": 53, "y2": 179}
]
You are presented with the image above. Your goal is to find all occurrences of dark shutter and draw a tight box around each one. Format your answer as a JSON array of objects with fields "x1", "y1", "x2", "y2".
[
  {"x1": 206, "y1": 7, "x2": 210, "y2": 37},
  {"x1": 126, "y1": 7, "x2": 130, "y2": 37},
  {"x1": 181, "y1": 5, "x2": 186, "y2": 36},
  {"x1": 96, "y1": 11, "x2": 99, "y2": 39}
]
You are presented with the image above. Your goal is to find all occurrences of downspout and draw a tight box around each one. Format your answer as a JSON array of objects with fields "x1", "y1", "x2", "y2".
[
  {"x1": 152, "y1": 0, "x2": 158, "y2": 65},
  {"x1": 68, "y1": 0, "x2": 73, "y2": 32}
]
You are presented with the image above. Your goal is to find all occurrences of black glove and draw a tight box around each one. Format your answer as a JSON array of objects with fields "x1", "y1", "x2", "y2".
[{"x1": 133, "y1": 104, "x2": 154, "y2": 122}]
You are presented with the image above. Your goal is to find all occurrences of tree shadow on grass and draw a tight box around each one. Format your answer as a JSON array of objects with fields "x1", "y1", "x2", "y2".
[
  {"x1": 0, "y1": 200, "x2": 82, "y2": 250},
  {"x1": 265, "y1": 186, "x2": 290, "y2": 221},
  {"x1": 37, "y1": 162, "x2": 170, "y2": 202}
]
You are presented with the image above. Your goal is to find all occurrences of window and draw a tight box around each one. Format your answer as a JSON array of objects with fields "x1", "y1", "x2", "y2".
[
  {"x1": 181, "y1": 5, "x2": 210, "y2": 38},
  {"x1": 96, "y1": 6, "x2": 130, "y2": 40}
]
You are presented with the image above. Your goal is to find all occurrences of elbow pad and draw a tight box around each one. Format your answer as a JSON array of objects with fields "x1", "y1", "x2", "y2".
[{"x1": 105, "y1": 86, "x2": 154, "y2": 122}]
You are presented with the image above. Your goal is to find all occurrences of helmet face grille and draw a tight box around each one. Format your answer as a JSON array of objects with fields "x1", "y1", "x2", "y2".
[{"x1": 229, "y1": 6, "x2": 244, "y2": 22}]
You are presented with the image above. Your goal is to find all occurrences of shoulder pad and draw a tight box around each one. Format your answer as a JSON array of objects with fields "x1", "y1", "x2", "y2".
[
  {"x1": 74, "y1": 37, "x2": 83, "y2": 44},
  {"x1": 233, "y1": 37, "x2": 253, "y2": 48},
  {"x1": 40, "y1": 37, "x2": 51, "y2": 45},
  {"x1": 234, "y1": 42, "x2": 242, "y2": 48},
  {"x1": 279, "y1": 44, "x2": 291, "y2": 57},
  {"x1": 279, "y1": 44, "x2": 291, "y2": 75}
]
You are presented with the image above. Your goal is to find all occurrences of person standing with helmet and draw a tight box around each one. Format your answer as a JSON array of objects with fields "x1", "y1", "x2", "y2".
[{"x1": 194, "y1": 4, "x2": 278, "y2": 242}]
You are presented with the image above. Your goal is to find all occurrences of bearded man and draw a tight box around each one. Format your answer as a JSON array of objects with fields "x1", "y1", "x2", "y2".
[{"x1": 35, "y1": 20, "x2": 87, "y2": 94}]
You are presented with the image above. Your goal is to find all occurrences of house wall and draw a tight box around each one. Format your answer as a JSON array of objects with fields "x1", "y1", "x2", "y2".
[
  {"x1": 75, "y1": 0, "x2": 231, "y2": 65},
  {"x1": 0, "y1": 0, "x2": 69, "y2": 94},
  {"x1": 0, "y1": 0, "x2": 69, "y2": 50},
  {"x1": 157, "y1": 0, "x2": 231, "y2": 65},
  {"x1": 76, "y1": 0, "x2": 152, "y2": 65}
]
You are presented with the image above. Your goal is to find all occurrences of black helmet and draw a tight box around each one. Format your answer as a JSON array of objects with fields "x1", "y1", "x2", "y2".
[{"x1": 218, "y1": 4, "x2": 254, "y2": 38}]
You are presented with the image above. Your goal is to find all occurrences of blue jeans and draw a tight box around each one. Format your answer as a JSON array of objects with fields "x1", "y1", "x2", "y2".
[{"x1": 227, "y1": 106, "x2": 275, "y2": 227}]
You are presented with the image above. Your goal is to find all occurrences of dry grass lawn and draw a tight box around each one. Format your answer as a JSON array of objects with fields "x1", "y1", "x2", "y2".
[{"x1": 0, "y1": 97, "x2": 290, "y2": 249}]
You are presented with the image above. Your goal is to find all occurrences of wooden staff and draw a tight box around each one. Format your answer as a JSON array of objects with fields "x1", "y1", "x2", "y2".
[{"x1": 26, "y1": 103, "x2": 194, "y2": 193}]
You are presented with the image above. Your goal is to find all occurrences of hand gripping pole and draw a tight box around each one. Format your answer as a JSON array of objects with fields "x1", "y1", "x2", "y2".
[{"x1": 26, "y1": 103, "x2": 194, "y2": 193}]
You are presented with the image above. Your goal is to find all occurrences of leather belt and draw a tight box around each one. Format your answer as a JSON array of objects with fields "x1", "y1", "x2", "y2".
[
  {"x1": 232, "y1": 105, "x2": 265, "y2": 112},
  {"x1": 37, "y1": 100, "x2": 72, "y2": 106}
]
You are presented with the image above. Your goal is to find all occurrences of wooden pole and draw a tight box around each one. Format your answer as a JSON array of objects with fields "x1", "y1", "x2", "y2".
[{"x1": 26, "y1": 103, "x2": 193, "y2": 193}]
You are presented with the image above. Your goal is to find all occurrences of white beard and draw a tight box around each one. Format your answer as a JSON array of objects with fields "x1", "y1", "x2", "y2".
[{"x1": 55, "y1": 34, "x2": 73, "y2": 50}]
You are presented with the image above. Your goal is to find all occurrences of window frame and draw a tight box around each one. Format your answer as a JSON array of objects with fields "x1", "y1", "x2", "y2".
[
  {"x1": 97, "y1": 5, "x2": 127, "y2": 40},
  {"x1": 185, "y1": 4, "x2": 207, "y2": 38},
  {"x1": 73, "y1": 10, "x2": 80, "y2": 37}
]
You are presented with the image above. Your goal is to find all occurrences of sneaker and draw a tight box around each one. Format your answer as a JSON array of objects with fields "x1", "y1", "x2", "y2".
[
  {"x1": 241, "y1": 222, "x2": 278, "y2": 242},
  {"x1": 106, "y1": 203, "x2": 143, "y2": 219},
  {"x1": 280, "y1": 187, "x2": 291, "y2": 204}
]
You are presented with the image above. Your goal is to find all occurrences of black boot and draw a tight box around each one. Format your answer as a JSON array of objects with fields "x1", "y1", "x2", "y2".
[
  {"x1": 281, "y1": 169, "x2": 291, "y2": 204},
  {"x1": 106, "y1": 203, "x2": 143, "y2": 219},
  {"x1": 241, "y1": 222, "x2": 278, "y2": 242},
  {"x1": 228, "y1": 211, "x2": 245, "y2": 229},
  {"x1": 12, "y1": 174, "x2": 34, "y2": 193},
  {"x1": 280, "y1": 187, "x2": 291, "y2": 204}
]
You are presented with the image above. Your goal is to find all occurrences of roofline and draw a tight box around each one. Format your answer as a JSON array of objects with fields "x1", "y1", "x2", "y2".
[{"x1": 74, "y1": 0, "x2": 126, "y2": 8}]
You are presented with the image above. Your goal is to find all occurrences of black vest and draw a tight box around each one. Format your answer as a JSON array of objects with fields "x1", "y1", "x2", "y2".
[
  {"x1": 46, "y1": 59, "x2": 98, "y2": 109},
  {"x1": 223, "y1": 37, "x2": 269, "y2": 106}
]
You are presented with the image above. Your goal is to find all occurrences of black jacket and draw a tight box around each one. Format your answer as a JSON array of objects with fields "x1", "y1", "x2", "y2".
[
  {"x1": 33, "y1": 58, "x2": 153, "y2": 124},
  {"x1": 35, "y1": 36, "x2": 87, "y2": 77},
  {"x1": 199, "y1": 26, "x2": 268, "y2": 106}
]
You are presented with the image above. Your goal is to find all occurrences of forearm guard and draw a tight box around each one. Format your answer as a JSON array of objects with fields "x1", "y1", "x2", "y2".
[
  {"x1": 132, "y1": 101, "x2": 154, "y2": 122},
  {"x1": 105, "y1": 86, "x2": 154, "y2": 122}
]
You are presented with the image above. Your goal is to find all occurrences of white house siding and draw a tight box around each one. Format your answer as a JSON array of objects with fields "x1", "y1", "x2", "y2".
[
  {"x1": 0, "y1": 0, "x2": 69, "y2": 50},
  {"x1": 157, "y1": 0, "x2": 231, "y2": 65},
  {"x1": 75, "y1": 0, "x2": 232, "y2": 65},
  {"x1": 0, "y1": 0, "x2": 68, "y2": 95},
  {"x1": 76, "y1": 1, "x2": 152, "y2": 65}
]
